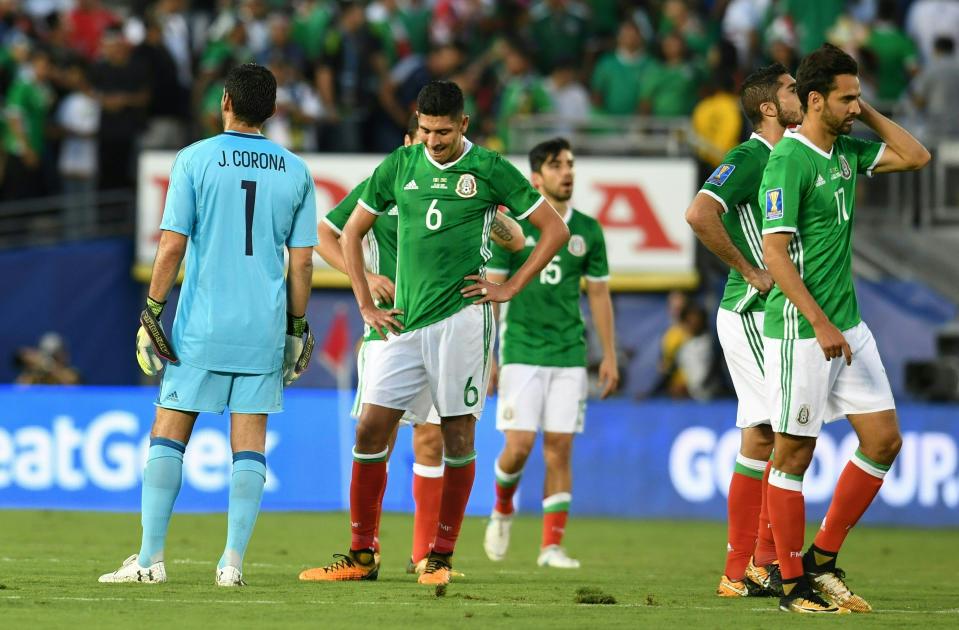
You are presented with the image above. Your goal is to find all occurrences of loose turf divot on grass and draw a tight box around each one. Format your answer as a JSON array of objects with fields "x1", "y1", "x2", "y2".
[
  {"x1": 434, "y1": 584, "x2": 447, "y2": 598},
  {"x1": 574, "y1": 587, "x2": 616, "y2": 605}
]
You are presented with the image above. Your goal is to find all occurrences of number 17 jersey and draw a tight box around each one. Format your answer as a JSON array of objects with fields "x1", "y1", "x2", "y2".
[{"x1": 160, "y1": 131, "x2": 318, "y2": 373}]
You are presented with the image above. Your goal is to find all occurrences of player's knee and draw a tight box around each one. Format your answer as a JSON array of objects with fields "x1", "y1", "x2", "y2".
[
  {"x1": 505, "y1": 432, "x2": 536, "y2": 461},
  {"x1": 864, "y1": 430, "x2": 902, "y2": 465},
  {"x1": 414, "y1": 431, "x2": 444, "y2": 465},
  {"x1": 355, "y1": 422, "x2": 390, "y2": 454},
  {"x1": 772, "y1": 436, "x2": 815, "y2": 475}
]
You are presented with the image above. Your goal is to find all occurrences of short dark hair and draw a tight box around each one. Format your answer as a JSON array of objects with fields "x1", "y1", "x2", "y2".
[
  {"x1": 934, "y1": 36, "x2": 954, "y2": 55},
  {"x1": 224, "y1": 63, "x2": 277, "y2": 126},
  {"x1": 741, "y1": 62, "x2": 789, "y2": 125},
  {"x1": 796, "y1": 43, "x2": 858, "y2": 112},
  {"x1": 416, "y1": 80, "x2": 464, "y2": 119},
  {"x1": 529, "y1": 137, "x2": 571, "y2": 173},
  {"x1": 405, "y1": 112, "x2": 419, "y2": 138}
]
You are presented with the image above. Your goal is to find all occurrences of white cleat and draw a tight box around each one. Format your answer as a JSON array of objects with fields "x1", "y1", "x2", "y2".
[
  {"x1": 215, "y1": 565, "x2": 246, "y2": 587},
  {"x1": 98, "y1": 554, "x2": 167, "y2": 584},
  {"x1": 537, "y1": 545, "x2": 581, "y2": 569},
  {"x1": 483, "y1": 511, "x2": 513, "y2": 561}
]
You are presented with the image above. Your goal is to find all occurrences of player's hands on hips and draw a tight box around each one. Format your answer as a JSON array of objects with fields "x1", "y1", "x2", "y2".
[
  {"x1": 283, "y1": 313, "x2": 315, "y2": 385},
  {"x1": 461, "y1": 275, "x2": 516, "y2": 304},
  {"x1": 814, "y1": 320, "x2": 852, "y2": 365},
  {"x1": 744, "y1": 267, "x2": 774, "y2": 294},
  {"x1": 361, "y1": 304, "x2": 404, "y2": 340},
  {"x1": 366, "y1": 272, "x2": 395, "y2": 307},
  {"x1": 598, "y1": 355, "x2": 620, "y2": 399}
]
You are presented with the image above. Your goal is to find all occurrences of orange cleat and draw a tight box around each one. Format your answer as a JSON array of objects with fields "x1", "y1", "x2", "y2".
[
  {"x1": 299, "y1": 550, "x2": 379, "y2": 582},
  {"x1": 417, "y1": 551, "x2": 453, "y2": 585}
]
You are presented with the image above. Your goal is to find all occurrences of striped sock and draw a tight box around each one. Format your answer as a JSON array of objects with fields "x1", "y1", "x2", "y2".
[
  {"x1": 138, "y1": 437, "x2": 185, "y2": 566},
  {"x1": 813, "y1": 448, "x2": 889, "y2": 555},
  {"x1": 350, "y1": 446, "x2": 388, "y2": 551},
  {"x1": 433, "y1": 452, "x2": 477, "y2": 555},
  {"x1": 219, "y1": 451, "x2": 266, "y2": 571},
  {"x1": 767, "y1": 467, "x2": 806, "y2": 582},
  {"x1": 542, "y1": 492, "x2": 571, "y2": 548},
  {"x1": 411, "y1": 463, "x2": 444, "y2": 563},
  {"x1": 753, "y1": 459, "x2": 777, "y2": 566},
  {"x1": 493, "y1": 460, "x2": 522, "y2": 515},
  {"x1": 724, "y1": 454, "x2": 765, "y2": 580}
]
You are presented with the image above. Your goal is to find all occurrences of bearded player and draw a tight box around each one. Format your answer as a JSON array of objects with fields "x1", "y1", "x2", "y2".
[
  {"x1": 760, "y1": 44, "x2": 929, "y2": 614},
  {"x1": 304, "y1": 80, "x2": 568, "y2": 585},
  {"x1": 685, "y1": 63, "x2": 802, "y2": 597},
  {"x1": 482, "y1": 137, "x2": 618, "y2": 569}
]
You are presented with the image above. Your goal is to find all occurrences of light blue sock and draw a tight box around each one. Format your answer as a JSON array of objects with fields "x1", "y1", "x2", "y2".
[
  {"x1": 218, "y1": 451, "x2": 267, "y2": 571},
  {"x1": 138, "y1": 437, "x2": 185, "y2": 566}
]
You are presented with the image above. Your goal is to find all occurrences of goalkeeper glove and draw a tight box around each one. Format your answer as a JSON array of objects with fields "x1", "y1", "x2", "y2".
[
  {"x1": 283, "y1": 312, "x2": 315, "y2": 385},
  {"x1": 136, "y1": 296, "x2": 178, "y2": 375}
]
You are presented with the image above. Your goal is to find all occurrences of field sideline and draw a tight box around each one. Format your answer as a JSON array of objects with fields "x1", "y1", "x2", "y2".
[{"x1": 1, "y1": 511, "x2": 957, "y2": 628}]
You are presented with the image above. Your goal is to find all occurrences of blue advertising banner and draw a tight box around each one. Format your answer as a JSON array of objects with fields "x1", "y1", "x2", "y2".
[{"x1": 1, "y1": 386, "x2": 957, "y2": 526}]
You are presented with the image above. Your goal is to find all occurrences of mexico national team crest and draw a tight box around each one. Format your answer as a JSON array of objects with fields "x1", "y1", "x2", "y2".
[
  {"x1": 839, "y1": 155, "x2": 852, "y2": 180},
  {"x1": 765, "y1": 188, "x2": 784, "y2": 220},
  {"x1": 796, "y1": 404, "x2": 810, "y2": 425},
  {"x1": 455, "y1": 173, "x2": 478, "y2": 198},
  {"x1": 568, "y1": 234, "x2": 586, "y2": 256},
  {"x1": 707, "y1": 163, "x2": 735, "y2": 186}
]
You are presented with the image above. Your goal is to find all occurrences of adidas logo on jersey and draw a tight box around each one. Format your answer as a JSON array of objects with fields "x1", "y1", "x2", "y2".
[
  {"x1": 404, "y1": 179, "x2": 418, "y2": 190},
  {"x1": 815, "y1": 174, "x2": 826, "y2": 187},
  {"x1": 524, "y1": 235, "x2": 537, "y2": 247}
]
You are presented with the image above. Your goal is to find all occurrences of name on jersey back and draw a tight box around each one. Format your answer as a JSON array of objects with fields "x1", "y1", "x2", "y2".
[{"x1": 217, "y1": 150, "x2": 286, "y2": 172}]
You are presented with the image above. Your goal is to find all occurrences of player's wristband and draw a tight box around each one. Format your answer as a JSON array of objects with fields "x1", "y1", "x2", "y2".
[
  {"x1": 146, "y1": 296, "x2": 166, "y2": 318},
  {"x1": 287, "y1": 312, "x2": 307, "y2": 337}
]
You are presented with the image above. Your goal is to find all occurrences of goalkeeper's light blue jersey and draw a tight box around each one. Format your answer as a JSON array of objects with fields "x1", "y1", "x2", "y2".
[{"x1": 159, "y1": 130, "x2": 318, "y2": 374}]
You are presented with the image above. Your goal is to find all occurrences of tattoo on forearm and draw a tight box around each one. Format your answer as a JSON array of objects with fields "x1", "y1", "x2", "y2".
[{"x1": 490, "y1": 218, "x2": 513, "y2": 241}]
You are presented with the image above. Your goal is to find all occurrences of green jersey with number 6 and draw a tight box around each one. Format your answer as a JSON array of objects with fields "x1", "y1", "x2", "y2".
[
  {"x1": 324, "y1": 177, "x2": 399, "y2": 308},
  {"x1": 360, "y1": 140, "x2": 544, "y2": 332},
  {"x1": 488, "y1": 208, "x2": 609, "y2": 368},
  {"x1": 760, "y1": 129, "x2": 885, "y2": 339},
  {"x1": 699, "y1": 133, "x2": 774, "y2": 314}
]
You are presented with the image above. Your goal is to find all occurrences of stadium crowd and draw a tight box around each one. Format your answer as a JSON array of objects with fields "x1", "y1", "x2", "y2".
[{"x1": 0, "y1": 0, "x2": 957, "y2": 202}]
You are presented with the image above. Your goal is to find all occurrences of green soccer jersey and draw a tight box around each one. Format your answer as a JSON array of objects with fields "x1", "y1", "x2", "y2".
[
  {"x1": 699, "y1": 133, "x2": 774, "y2": 314},
  {"x1": 488, "y1": 208, "x2": 609, "y2": 368},
  {"x1": 360, "y1": 140, "x2": 544, "y2": 333},
  {"x1": 760, "y1": 130, "x2": 885, "y2": 339}
]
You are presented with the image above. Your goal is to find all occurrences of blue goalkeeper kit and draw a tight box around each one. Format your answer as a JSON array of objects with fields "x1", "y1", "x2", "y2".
[{"x1": 156, "y1": 130, "x2": 317, "y2": 413}]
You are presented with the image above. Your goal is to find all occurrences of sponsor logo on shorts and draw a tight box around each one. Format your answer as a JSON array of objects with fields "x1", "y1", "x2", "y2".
[
  {"x1": 765, "y1": 188, "x2": 784, "y2": 220},
  {"x1": 165, "y1": 391, "x2": 179, "y2": 403},
  {"x1": 455, "y1": 173, "x2": 478, "y2": 198},
  {"x1": 797, "y1": 404, "x2": 810, "y2": 425},
  {"x1": 568, "y1": 234, "x2": 587, "y2": 256},
  {"x1": 839, "y1": 155, "x2": 852, "y2": 180},
  {"x1": 503, "y1": 407, "x2": 514, "y2": 421},
  {"x1": 707, "y1": 163, "x2": 735, "y2": 186}
]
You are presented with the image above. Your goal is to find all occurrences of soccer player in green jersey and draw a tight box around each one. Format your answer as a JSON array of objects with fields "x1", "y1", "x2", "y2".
[
  {"x1": 303, "y1": 115, "x2": 525, "y2": 578},
  {"x1": 309, "y1": 81, "x2": 569, "y2": 585},
  {"x1": 482, "y1": 137, "x2": 619, "y2": 569},
  {"x1": 686, "y1": 63, "x2": 802, "y2": 598},
  {"x1": 760, "y1": 44, "x2": 930, "y2": 614}
]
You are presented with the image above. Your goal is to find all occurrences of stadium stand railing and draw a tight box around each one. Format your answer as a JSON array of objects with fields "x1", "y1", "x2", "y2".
[{"x1": 0, "y1": 190, "x2": 135, "y2": 249}]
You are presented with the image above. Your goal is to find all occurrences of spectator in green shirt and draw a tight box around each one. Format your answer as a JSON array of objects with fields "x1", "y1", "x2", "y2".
[
  {"x1": 591, "y1": 20, "x2": 655, "y2": 115},
  {"x1": 529, "y1": 0, "x2": 589, "y2": 74},
  {"x1": 2, "y1": 48, "x2": 53, "y2": 201},
  {"x1": 864, "y1": 0, "x2": 918, "y2": 103},
  {"x1": 640, "y1": 33, "x2": 701, "y2": 117},
  {"x1": 495, "y1": 37, "x2": 553, "y2": 153}
]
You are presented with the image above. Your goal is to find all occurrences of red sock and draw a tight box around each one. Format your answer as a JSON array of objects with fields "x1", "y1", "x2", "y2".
[
  {"x1": 432, "y1": 454, "x2": 476, "y2": 555},
  {"x1": 724, "y1": 456, "x2": 765, "y2": 580},
  {"x1": 411, "y1": 464, "x2": 444, "y2": 562},
  {"x1": 753, "y1": 460, "x2": 777, "y2": 566},
  {"x1": 493, "y1": 460, "x2": 522, "y2": 515},
  {"x1": 766, "y1": 468, "x2": 806, "y2": 580},
  {"x1": 372, "y1": 471, "x2": 388, "y2": 553},
  {"x1": 542, "y1": 492, "x2": 571, "y2": 547},
  {"x1": 350, "y1": 451, "x2": 388, "y2": 551},
  {"x1": 813, "y1": 450, "x2": 887, "y2": 553}
]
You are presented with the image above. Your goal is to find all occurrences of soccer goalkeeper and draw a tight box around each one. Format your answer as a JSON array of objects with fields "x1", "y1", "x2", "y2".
[{"x1": 99, "y1": 63, "x2": 317, "y2": 587}]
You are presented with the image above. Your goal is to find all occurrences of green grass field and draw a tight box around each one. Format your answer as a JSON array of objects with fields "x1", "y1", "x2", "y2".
[{"x1": 1, "y1": 510, "x2": 957, "y2": 628}]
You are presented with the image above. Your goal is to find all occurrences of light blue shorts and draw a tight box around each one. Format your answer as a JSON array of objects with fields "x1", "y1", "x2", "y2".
[{"x1": 156, "y1": 360, "x2": 283, "y2": 414}]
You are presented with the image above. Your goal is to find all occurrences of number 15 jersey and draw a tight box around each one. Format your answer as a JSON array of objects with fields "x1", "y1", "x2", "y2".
[
  {"x1": 159, "y1": 131, "x2": 318, "y2": 373},
  {"x1": 359, "y1": 140, "x2": 543, "y2": 332}
]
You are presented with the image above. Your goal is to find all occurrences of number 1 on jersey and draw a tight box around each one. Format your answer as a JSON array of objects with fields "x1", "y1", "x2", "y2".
[{"x1": 241, "y1": 180, "x2": 257, "y2": 255}]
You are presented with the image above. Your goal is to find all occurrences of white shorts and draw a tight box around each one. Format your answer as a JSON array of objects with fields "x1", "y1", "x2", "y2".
[
  {"x1": 362, "y1": 304, "x2": 494, "y2": 420},
  {"x1": 716, "y1": 309, "x2": 769, "y2": 428},
  {"x1": 495, "y1": 364, "x2": 587, "y2": 434},
  {"x1": 353, "y1": 339, "x2": 439, "y2": 425},
  {"x1": 764, "y1": 321, "x2": 896, "y2": 437}
]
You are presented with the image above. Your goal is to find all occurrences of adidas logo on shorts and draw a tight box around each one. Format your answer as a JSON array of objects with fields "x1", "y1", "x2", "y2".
[
  {"x1": 404, "y1": 179, "x2": 418, "y2": 190},
  {"x1": 165, "y1": 391, "x2": 179, "y2": 402}
]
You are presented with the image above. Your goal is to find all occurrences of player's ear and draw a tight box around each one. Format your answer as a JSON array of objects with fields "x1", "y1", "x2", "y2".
[
  {"x1": 460, "y1": 114, "x2": 470, "y2": 135},
  {"x1": 531, "y1": 170, "x2": 543, "y2": 189},
  {"x1": 759, "y1": 100, "x2": 777, "y2": 120},
  {"x1": 222, "y1": 90, "x2": 231, "y2": 113}
]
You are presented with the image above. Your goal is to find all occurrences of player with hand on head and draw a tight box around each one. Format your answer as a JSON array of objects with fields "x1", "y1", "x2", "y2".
[
  {"x1": 760, "y1": 44, "x2": 929, "y2": 614},
  {"x1": 304, "y1": 80, "x2": 568, "y2": 586},
  {"x1": 304, "y1": 114, "x2": 524, "y2": 577},
  {"x1": 101, "y1": 63, "x2": 317, "y2": 587},
  {"x1": 483, "y1": 137, "x2": 618, "y2": 570},
  {"x1": 685, "y1": 63, "x2": 802, "y2": 598}
]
